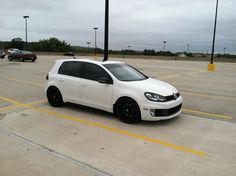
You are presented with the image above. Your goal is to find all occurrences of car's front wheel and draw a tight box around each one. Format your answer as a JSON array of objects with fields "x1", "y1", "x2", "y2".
[
  {"x1": 115, "y1": 97, "x2": 141, "y2": 124},
  {"x1": 47, "y1": 87, "x2": 64, "y2": 107}
]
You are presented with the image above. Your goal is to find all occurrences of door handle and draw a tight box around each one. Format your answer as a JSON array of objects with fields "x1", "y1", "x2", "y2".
[
  {"x1": 81, "y1": 83, "x2": 87, "y2": 86},
  {"x1": 59, "y1": 78, "x2": 64, "y2": 82}
]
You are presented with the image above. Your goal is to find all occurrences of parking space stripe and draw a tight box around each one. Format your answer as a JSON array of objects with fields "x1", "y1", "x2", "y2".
[
  {"x1": 0, "y1": 95, "x2": 206, "y2": 157},
  {"x1": 181, "y1": 91, "x2": 236, "y2": 101},
  {"x1": 8, "y1": 78, "x2": 44, "y2": 87},
  {"x1": 0, "y1": 99, "x2": 47, "y2": 113},
  {"x1": 182, "y1": 109, "x2": 232, "y2": 120},
  {"x1": 7, "y1": 78, "x2": 236, "y2": 102},
  {"x1": 0, "y1": 105, "x2": 20, "y2": 113}
]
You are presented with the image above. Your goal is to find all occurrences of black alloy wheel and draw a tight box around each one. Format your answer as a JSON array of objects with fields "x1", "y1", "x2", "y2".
[
  {"x1": 47, "y1": 87, "x2": 64, "y2": 107},
  {"x1": 115, "y1": 98, "x2": 141, "y2": 124}
]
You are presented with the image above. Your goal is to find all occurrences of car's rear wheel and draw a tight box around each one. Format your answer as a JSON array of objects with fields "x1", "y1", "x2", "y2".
[
  {"x1": 115, "y1": 97, "x2": 141, "y2": 124},
  {"x1": 47, "y1": 87, "x2": 64, "y2": 107},
  {"x1": 8, "y1": 56, "x2": 12, "y2": 61},
  {"x1": 31, "y1": 57, "x2": 36, "y2": 62}
]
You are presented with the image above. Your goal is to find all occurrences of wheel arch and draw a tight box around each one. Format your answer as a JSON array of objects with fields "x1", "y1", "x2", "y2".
[{"x1": 113, "y1": 96, "x2": 141, "y2": 115}]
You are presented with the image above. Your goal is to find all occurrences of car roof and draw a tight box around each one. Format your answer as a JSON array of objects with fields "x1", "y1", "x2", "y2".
[{"x1": 56, "y1": 58, "x2": 124, "y2": 65}]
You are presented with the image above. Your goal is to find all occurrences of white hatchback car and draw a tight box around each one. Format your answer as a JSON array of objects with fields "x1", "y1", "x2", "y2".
[{"x1": 46, "y1": 59, "x2": 183, "y2": 123}]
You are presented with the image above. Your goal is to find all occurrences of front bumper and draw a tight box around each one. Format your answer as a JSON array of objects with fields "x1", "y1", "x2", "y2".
[{"x1": 140, "y1": 96, "x2": 183, "y2": 121}]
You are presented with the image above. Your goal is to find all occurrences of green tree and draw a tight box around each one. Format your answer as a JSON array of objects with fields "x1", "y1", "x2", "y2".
[
  {"x1": 10, "y1": 38, "x2": 24, "y2": 50},
  {"x1": 32, "y1": 37, "x2": 72, "y2": 52}
]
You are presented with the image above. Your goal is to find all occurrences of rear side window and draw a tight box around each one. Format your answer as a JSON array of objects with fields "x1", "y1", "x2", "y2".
[
  {"x1": 80, "y1": 62, "x2": 112, "y2": 82},
  {"x1": 58, "y1": 61, "x2": 81, "y2": 77}
]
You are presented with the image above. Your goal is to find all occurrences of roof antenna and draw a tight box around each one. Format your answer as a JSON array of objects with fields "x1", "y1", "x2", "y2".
[{"x1": 103, "y1": 0, "x2": 109, "y2": 61}]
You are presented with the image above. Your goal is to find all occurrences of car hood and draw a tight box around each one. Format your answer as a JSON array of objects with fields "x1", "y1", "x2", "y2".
[{"x1": 122, "y1": 78, "x2": 178, "y2": 96}]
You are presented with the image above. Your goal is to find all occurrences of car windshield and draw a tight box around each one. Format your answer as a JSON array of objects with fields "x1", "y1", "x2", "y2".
[
  {"x1": 21, "y1": 51, "x2": 32, "y2": 54},
  {"x1": 103, "y1": 63, "x2": 148, "y2": 81}
]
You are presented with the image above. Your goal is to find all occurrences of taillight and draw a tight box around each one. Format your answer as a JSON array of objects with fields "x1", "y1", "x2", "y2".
[{"x1": 46, "y1": 73, "x2": 49, "y2": 80}]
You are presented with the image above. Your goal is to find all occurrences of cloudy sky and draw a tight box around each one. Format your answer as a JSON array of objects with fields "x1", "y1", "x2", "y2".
[{"x1": 0, "y1": 0, "x2": 235, "y2": 53}]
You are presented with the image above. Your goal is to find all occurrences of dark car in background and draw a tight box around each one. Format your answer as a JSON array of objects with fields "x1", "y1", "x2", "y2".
[
  {"x1": 8, "y1": 50, "x2": 37, "y2": 62},
  {"x1": 64, "y1": 52, "x2": 75, "y2": 56},
  {"x1": 0, "y1": 50, "x2": 5, "y2": 59}
]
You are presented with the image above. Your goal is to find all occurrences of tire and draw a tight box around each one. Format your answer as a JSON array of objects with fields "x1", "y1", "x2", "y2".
[
  {"x1": 115, "y1": 97, "x2": 141, "y2": 124},
  {"x1": 31, "y1": 57, "x2": 36, "y2": 62},
  {"x1": 47, "y1": 87, "x2": 64, "y2": 107},
  {"x1": 8, "y1": 56, "x2": 12, "y2": 61}
]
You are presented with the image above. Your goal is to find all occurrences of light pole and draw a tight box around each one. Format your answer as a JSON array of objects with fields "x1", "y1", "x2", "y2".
[
  {"x1": 23, "y1": 16, "x2": 29, "y2": 50},
  {"x1": 103, "y1": 0, "x2": 109, "y2": 61},
  {"x1": 187, "y1": 44, "x2": 190, "y2": 53},
  {"x1": 163, "y1": 41, "x2": 167, "y2": 51},
  {"x1": 93, "y1": 27, "x2": 98, "y2": 58},
  {"x1": 87, "y1": 42, "x2": 91, "y2": 53},
  {"x1": 223, "y1": 47, "x2": 226, "y2": 56},
  {"x1": 126, "y1": 45, "x2": 131, "y2": 56},
  {"x1": 208, "y1": 0, "x2": 219, "y2": 71}
]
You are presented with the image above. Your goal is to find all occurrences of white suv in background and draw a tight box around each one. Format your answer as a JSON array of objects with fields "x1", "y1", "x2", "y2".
[{"x1": 46, "y1": 59, "x2": 183, "y2": 123}]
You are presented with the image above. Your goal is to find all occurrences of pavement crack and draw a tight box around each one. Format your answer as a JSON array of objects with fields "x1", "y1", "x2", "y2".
[{"x1": 0, "y1": 127, "x2": 112, "y2": 176}]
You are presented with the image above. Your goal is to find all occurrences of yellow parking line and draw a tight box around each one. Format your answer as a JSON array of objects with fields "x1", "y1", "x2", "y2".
[
  {"x1": 0, "y1": 99, "x2": 47, "y2": 113},
  {"x1": 8, "y1": 78, "x2": 44, "y2": 87},
  {"x1": 27, "y1": 99, "x2": 47, "y2": 106},
  {"x1": 181, "y1": 91, "x2": 236, "y2": 101},
  {"x1": 0, "y1": 105, "x2": 20, "y2": 113},
  {"x1": 8, "y1": 78, "x2": 236, "y2": 102},
  {"x1": 158, "y1": 70, "x2": 207, "y2": 80},
  {"x1": 182, "y1": 109, "x2": 232, "y2": 120},
  {"x1": 0, "y1": 95, "x2": 206, "y2": 157}
]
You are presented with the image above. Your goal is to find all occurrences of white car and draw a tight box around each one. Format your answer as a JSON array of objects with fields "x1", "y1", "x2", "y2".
[
  {"x1": 46, "y1": 59, "x2": 183, "y2": 123},
  {"x1": 7, "y1": 48, "x2": 20, "y2": 54}
]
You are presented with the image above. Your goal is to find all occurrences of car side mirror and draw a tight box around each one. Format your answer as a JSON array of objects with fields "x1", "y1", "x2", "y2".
[{"x1": 98, "y1": 77, "x2": 113, "y2": 84}]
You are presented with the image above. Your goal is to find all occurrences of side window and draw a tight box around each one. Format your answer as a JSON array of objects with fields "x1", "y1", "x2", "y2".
[
  {"x1": 58, "y1": 61, "x2": 81, "y2": 77},
  {"x1": 81, "y1": 63, "x2": 112, "y2": 82}
]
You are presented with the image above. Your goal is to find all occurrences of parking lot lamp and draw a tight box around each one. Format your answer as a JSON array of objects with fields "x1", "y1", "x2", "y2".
[
  {"x1": 208, "y1": 0, "x2": 219, "y2": 71},
  {"x1": 163, "y1": 41, "x2": 167, "y2": 51},
  {"x1": 23, "y1": 16, "x2": 29, "y2": 50},
  {"x1": 87, "y1": 42, "x2": 91, "y2": 53},
  {"x1": 93, "y1": 27, "x2": 98, "y2": 58}
]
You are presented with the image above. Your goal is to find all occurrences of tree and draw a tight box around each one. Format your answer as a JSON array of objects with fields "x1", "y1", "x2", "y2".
[
  {"x1": 31, "y1": 37, "x2": 72, "y2": 52},
  {"x1": 144, "y1": 49, "x2": 156, "y2": 55},
  {"x1": 10, "y1": 38, "x2": 24, "y2": 50}
]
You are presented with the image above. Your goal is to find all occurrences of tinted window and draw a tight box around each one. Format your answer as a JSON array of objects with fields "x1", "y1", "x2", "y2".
[
  {"x1": 81, "y1": 62, "x2": 112, "y2": 82},
  {"x1": 103, "y1": 63, "x2": 148, "y2": 81},
  {"x1": 58, "y1": 61, "x2": 81, "y2": 77}
]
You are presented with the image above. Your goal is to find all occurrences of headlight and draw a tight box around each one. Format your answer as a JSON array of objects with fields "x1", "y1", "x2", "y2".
[{"x1": 144, "y1": 92, "x2": 166, "y2": 102}]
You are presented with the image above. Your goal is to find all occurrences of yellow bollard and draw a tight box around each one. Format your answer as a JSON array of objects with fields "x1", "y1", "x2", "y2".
[{"x1": 208, "y1": 63, "x2": 216, "y2": 71}]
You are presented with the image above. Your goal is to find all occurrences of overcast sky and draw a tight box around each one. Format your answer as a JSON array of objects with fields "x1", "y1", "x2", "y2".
[{"x1": 0, "y1": 0, "x2": 235, "y2": 53}]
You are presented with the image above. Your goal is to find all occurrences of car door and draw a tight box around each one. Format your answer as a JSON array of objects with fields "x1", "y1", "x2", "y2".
[
  {"x1": 57, "y1": 61, "x2": 82, "y2": 103},
  {"x1": 79, "y1": 62, "x2": 113, "y2": 112}
]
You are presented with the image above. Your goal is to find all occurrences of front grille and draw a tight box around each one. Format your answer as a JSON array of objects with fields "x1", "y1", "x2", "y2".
[
  {"x1": 155, "y1": 104, "x2": 182, "y2": 117},
  {"x1": 165, "y1": 92, "x2": 180, "y2": 101}
]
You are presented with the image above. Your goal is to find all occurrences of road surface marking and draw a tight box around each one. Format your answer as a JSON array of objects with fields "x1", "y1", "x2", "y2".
[
  {"x1": 182, "y1": 109, "x2": 232, "y2": 120},
  {"x1": 0, "y1": 95, "x2": 206, "y2": 157}
]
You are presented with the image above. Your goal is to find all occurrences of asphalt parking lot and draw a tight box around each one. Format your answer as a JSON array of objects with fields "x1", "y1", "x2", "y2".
[{"x1": 0, "y1": 55, "x2": 236, "y2": 176}]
